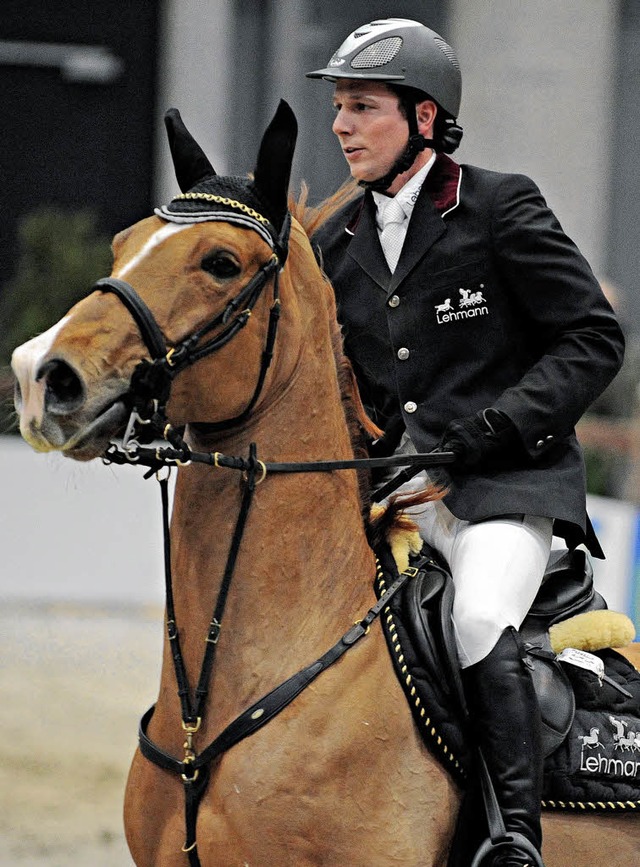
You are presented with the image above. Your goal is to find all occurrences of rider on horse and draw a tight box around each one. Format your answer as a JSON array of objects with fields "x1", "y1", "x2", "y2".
[{"x1": 307, "y1": 18, "x2": 624, "y2": 866}]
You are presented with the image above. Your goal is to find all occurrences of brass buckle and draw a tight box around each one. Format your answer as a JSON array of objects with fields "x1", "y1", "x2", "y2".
[
  {"x1": 242, "y1": 460, "x2": 267, "y2": 485},
  {"x1": 403, "y1": 566, "x2": 419, "y2": 577},
  {"x1": 354, "y1": 619, "x2": 371, "y2": 635}
]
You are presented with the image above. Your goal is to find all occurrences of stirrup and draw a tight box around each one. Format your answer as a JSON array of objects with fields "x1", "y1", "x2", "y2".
[{"x1": 470, "y1": 832, "x2": 545, "y2": 867}]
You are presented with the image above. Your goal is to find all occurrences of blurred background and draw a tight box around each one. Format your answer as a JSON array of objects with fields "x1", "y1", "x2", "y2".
[
  {"x1": 0, "y1": 1, "x2": 639, "y2": 863},
  {"x1": 2, "y1": 0, "x2": 638, "y2": 619}
]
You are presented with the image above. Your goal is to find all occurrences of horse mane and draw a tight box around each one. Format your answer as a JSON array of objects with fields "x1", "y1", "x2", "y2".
[
  {"x1": 289, "y1": 185, "x2": 444, "y2": 538},
  {"x1": 290, "y1": 178, "x2": 361, "y2": 239}
]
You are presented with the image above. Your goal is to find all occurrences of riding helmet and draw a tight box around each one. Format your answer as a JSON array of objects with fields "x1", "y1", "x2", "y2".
[{"x1": 306, "y1": 18, "x2": 462, "y2": 120}]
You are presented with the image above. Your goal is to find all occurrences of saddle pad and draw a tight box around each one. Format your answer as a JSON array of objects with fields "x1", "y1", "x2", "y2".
[
  {"x1": 376, "y1": 566, "x2": 640, "y2": 814},
  {"x1": 542, "y1": 649, "x2": 640, "y2": 813},
  {"x1": 375, "y1": 563, "x2": 471, "y2": 785}
]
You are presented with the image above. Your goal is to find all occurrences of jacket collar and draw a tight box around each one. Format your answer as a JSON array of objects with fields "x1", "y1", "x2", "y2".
[
  {"x1": 345, "y1": 153, "x2": 461, "y2": 234},
  {"x1": 424, "y1": 153, "x2": 462, "y2": 215},
  {"x1": 346, "y1": 154, "x2": 462, "y2": 291}
]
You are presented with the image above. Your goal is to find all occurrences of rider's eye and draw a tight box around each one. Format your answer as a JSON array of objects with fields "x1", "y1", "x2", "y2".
[{"x1": 201, "y1": 252, "x2": 241, "y2": 280}]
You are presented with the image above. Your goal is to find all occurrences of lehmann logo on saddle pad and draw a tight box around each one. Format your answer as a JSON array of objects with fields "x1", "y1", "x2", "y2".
[
  {"x1": 577, "y1": 714, "x2": 640, "y2": 781},
  {"x1": 434, "y1": 285, "x2": 488, "y2": 324},
  {"x1": 558, "y1": 649, "x2": 640, "y2": 787}
]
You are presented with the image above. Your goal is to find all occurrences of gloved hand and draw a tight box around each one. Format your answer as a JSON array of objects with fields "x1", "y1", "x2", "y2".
[{"x1": 439, "y1": 408, "x2": 518, "y2": 471}]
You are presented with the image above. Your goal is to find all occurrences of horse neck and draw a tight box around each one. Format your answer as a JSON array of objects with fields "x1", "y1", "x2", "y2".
[{"x1": 160, "y1": 307, "x2": 376, "y2": 736}]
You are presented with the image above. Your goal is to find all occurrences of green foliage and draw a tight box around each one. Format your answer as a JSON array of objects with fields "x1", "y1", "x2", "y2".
[
  {"x1": 0, "y1": 206, "x2": 112, "y2": 432},
  {"x1": 0, "y1": 206, "x2": 112, "y2": 363}
]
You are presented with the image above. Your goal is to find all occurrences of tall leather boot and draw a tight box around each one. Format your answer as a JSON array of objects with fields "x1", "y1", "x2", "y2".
[{"x1": 462, "y1": 627, "x2": 545, "y2": 867}]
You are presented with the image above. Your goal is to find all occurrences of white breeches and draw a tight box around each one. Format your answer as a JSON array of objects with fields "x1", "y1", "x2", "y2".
[{"x1": 393, "y1": 474, "x2": 553, "y2": 668}]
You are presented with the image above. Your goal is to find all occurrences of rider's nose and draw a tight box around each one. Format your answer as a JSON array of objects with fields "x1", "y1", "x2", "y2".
[{"x1": 332, "y1": 108, "x2": 351, "y2": 137}]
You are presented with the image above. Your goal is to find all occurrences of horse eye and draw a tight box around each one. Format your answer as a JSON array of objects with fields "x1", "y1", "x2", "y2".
[{"x1": 201, "y1": 253, "x2": 241, "y2": 280}]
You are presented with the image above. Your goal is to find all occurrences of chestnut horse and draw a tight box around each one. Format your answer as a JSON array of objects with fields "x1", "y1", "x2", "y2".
[{"x1": 11, "y1": 103, "x2": 639, "y2": 866}]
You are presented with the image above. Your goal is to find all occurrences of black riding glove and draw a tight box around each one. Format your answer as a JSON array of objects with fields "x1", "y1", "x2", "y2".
[{"x1": 439, "y1": 408, "x2": 519, "y2": 471}]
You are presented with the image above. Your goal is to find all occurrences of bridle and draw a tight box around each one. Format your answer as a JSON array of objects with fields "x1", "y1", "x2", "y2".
[
  {"x1": 95, "y1": 213, "x2": 290, "y2": 442},
  {"x1": 94, "y1": 207, "x2": 453, "y2": 865}
]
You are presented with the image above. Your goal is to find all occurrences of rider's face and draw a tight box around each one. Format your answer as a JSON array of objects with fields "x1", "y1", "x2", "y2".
[{"x1": 332, "y1": 81, "x2": 409, "y2": 188}]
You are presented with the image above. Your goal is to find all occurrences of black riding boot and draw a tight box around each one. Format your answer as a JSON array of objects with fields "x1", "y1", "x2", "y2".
[{"x1": 462, "y1": 627, "x2": 545, "y2": 867}]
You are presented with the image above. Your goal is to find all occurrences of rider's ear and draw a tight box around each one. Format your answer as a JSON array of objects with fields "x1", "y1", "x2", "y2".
[
  {"x1": 253, "y1": 100, "x2": 298, "y2": 231},
  {"x1": 164, "y1": 108, "x2": 216, "y2": 193}
]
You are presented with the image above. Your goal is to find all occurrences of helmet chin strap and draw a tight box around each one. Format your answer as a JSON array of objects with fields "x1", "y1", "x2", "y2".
[
  {"x1": 358, "y1": 133, "x2": 433, "y2": 193},
  {"x1": 357, "y1": 93, "x2": 434, "y2": 194}
]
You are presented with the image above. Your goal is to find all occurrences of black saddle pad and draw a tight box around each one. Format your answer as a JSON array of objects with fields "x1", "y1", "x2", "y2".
[
  {"x1": 375, "y1": 554, "x2": 640, "y2": 812},
  {"x1": 542, "y1": 648, "x2": 640, "y2": 811}
]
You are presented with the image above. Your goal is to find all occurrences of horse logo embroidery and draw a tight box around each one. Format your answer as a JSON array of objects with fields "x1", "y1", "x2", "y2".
[
  {"x1": 577, "y1": 716, "x2": 640, "y2": 779},
  {"x1": 610, "y1": 715, "x2": 640, "y2": 752},
  {"x1": 435, "y1": 298, "x2": 453, "y2": 315},
  {"x1": 434, "y1": 284, "x2": 489, "y2": 324},
  {"x1": 459, "y1": 287, "x2": 486, "y2": 307},
  {"x1": 578, "y1": 727, "x2": 601, "y2": 750}
]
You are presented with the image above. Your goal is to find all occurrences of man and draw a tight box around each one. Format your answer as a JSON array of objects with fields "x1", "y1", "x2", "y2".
[{"x1": 307, "y1": 18, "x2": 624, "y2": 867}]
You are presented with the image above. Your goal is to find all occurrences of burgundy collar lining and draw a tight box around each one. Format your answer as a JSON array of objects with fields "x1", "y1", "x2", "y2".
[
  {"x1": 424, "y1": 153, "x2": 461, "y2": 214},
  {"x1": 345, "y1": 153, "x2": 460, "y2": 234}
]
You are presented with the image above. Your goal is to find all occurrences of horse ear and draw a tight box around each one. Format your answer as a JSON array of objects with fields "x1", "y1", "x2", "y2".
[
  {"x1": 164, "y1": 108, "x2": 216, "y2": 193},
  {"x1": 253, "y1": 100, "x2": 298, "y2": 228}
]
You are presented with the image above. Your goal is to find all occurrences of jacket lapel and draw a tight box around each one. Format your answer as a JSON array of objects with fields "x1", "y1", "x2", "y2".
[
  {"x1": 344, "y1": 155, "x2": 462, "y2": 294},
  {"x1": 346, "y1": 193, "x2": 391, "y2": 290},
  {"x1": 391, "y1": 156, "x2": 462, "y2": 291},
  {"x1": 389, "y1": 192, "x2": 446, "y2": 291}
]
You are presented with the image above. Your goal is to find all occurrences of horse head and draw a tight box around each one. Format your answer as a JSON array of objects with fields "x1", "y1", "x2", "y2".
[{"x1": 12, "y1": 101, "x2": 300, "y2": 460}]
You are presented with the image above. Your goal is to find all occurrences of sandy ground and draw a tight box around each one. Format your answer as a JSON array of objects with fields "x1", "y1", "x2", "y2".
[
  {"x1": 0, "y1": 602, "x2": 163, "y2": 867},
  {"x1": 1, "y1": 601, "x2": 637, "y2": 867}
]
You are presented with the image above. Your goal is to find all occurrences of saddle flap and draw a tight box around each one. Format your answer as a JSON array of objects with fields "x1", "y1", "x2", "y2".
[
  {"x1": 526, "y1": 649, "x2": 576, "y2": 756},
  {"x1": 529, "y1": 548, "x2": 605, "y2": 624}
]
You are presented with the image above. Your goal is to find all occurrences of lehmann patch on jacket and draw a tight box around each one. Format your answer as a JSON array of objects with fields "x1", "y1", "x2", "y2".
[{"x1": 435, "y1": 285, "x2": 488, "y2": 324}]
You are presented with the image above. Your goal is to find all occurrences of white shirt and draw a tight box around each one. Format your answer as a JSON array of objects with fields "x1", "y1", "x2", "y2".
[{"x1": 372, "y1": 152, "x2": 437, "y2": 243}]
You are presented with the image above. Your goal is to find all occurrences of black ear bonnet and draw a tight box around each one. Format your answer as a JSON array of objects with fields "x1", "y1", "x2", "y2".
[{"x1": 156, "y1": 101, "x2": 298, "y2": 266}]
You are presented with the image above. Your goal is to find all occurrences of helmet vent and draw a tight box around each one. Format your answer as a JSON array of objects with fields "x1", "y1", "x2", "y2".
[
  {"x1": 350, "y1": 36, "x2": 403, "y2": 69},
  {"x1": 433, "y1": 36, "x2": 460, "y2": 70}
]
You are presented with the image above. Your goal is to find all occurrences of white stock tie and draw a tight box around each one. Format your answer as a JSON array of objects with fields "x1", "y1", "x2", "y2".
[{"x1": 379, "y1": 198, "x2": 408, "y2": 273}]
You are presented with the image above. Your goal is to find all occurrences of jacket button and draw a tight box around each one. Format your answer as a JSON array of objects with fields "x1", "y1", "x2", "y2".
[
  {"x1": 546, "y1": 435, "x2": 554, "y2": 442},
  {"x1": 536, "y1": 439, "x2": 544, "y2": 448},
  {"x1": 397, "y1": 347, "x2": 410, "y2": 360},
  {"x1": 404, "y1": 401, "x2": 417, "y2": 413},
  {"x1": 388, "y1": 295, "x2": 400, "y2": 308}
]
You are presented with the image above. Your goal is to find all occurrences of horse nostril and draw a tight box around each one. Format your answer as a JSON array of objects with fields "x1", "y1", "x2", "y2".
[
  {"x1": 13, "y1": 378, "x2": 22, "y2": 412},
  {"x1": 37, "y1": 358, "x2": 85, "y2": 414}
]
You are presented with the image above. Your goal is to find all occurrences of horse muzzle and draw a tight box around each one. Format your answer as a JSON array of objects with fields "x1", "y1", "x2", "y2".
[{"x1": 12, "y1": 338, "x2": 129, "y2": 458}]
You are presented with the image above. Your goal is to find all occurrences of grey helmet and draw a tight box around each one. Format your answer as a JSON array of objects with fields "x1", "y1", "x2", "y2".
[
  {"x1": 306, "y1": 18, "x2": 461, "y2": 120},
  {"x1": 307, "y1": 18, "x2": 463, "y2": 190}
]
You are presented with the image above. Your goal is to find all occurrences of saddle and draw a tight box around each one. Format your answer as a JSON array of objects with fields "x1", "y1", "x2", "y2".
[{"x1": 375, "y1": 544, "x2": 640, "y2": 809}]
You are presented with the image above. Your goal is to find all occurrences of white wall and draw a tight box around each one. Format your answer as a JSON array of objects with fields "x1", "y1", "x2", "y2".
[
  {"x1": 0, "y1": 436, "x2": 165, "y2": 604},
  {"x1": 1, "y1": 436, "x2": 637, "y2": 632},
  {"x1": 450, "y1": 0, "x2": 619, "y2": 275},
  {"x1": 155, "y1": 0, "x2": 233, "y2": 205}
]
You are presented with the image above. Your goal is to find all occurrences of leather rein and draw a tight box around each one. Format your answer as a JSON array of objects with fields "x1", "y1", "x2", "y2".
[{"x1": 95, "y1": 217, "x2": 454, "y2": 865}]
